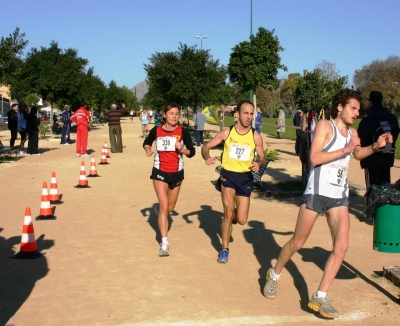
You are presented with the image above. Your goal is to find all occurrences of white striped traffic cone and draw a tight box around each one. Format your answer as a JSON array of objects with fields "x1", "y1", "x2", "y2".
[
  {"x1": 49, "y1": 172, "x2": 63, "y2": 204},
  {"x1": 87, "y1": 155, "x2": 100, "y2": 177},
  {"x1": 36, "y1": 182, "x2": 56, "y2": 220},
  {"x1": 11, "y1": 207, "x2": 45, "y2": 259},
  {"x1": 75, "y1": 161, "x2": 90, "y2": 188},
  {"x1": 104, "y1": 141, "x2": 110, "y2": 158},
  {"x1": 99, "y1": 147, "x2": 109, "y2": 165}
]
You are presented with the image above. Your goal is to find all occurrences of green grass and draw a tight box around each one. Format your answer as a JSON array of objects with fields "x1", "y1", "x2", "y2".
[{"x1": 222, "y1": 117, "x2": 400, "y2": 159}]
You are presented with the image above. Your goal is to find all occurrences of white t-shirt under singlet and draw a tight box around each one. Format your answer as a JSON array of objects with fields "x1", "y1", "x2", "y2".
[{"x1": 304, "y1": 120, "x2": 351, "y2": 198}]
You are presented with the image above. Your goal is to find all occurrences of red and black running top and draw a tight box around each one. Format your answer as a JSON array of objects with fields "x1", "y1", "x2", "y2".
[{"x1": 143, "y1": 125, "x2": 195, "y2": 172}]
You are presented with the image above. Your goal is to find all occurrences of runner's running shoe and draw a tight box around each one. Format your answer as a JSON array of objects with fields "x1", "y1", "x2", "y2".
[
  {"x1": 159, "y1": 243, "x2": 169, "y2": 257},
  {"x1": 263, "y1": 268, "x2": 278, "y2": 299},
  {"x1": 308, "y1": 293, "x2": 339, "y2": 318},
  {"x1": 217, "y1": 249, "x2": 229, "y2": 263}
]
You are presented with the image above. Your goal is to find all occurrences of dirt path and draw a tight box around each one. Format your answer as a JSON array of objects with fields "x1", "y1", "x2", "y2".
[{"x1": 0, "y1": 119, "x2": 399, "y2": 326}]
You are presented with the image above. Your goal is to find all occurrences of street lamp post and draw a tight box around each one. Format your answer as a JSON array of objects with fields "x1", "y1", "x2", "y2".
[
  {"x1": 195, "y1": 34, "x2": 207, "y2": 50},
  {"x1": 196, "y1": 34, "x2": 208, "y2": 110},
  {"x1": 249, "y1": 0, "x2": 253, "y2": 102}
]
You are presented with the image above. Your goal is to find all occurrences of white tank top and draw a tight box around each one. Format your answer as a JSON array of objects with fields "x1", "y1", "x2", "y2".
[{"x1": 304, "y1": 120, "x2": 351, "y2": 198}]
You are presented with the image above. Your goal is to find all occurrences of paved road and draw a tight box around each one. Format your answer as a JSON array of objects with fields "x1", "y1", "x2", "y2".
[{"x1": 0, "y1": 118, "x2": 399, "y2": 325}]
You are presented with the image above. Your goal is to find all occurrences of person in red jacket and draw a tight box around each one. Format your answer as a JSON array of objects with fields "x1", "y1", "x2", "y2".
[{"x1": 71, "y1": 101, "x2": 91, "y2": 157}]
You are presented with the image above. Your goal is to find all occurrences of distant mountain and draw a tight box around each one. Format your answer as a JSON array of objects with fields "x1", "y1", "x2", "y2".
[{"x1": 131, "y1": 81, "x2": 148, "y2": 102}]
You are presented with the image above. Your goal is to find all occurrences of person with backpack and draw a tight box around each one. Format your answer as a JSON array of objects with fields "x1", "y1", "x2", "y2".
[
  {"x1": 357, "y1": 91, "x2": 399, "y2": 187},
  {"x1": 17, "y1": 105, "x2": 29, "y2": 154}
]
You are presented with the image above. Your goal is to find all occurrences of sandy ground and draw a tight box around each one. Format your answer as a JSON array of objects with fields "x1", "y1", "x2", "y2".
[{"x1": 0, "y1": 118, "x2": 399, "y2": 326}]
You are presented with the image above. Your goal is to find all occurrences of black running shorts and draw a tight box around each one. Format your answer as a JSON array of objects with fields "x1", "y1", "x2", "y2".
[{"x1": 150, "y1": 167, "x2": 184, "y2": 190}]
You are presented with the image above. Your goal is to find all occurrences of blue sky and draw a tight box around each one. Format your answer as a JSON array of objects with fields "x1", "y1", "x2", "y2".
[{"x1": 2, "y1": 0, "x2": 399, "y2": 89}]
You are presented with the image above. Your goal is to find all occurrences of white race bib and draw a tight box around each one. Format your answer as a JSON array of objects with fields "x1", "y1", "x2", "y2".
[
  {"x1": 228, "y1": 143, "x2": 251, "y2": 161},
  {"x1": 156, "y1": 136, "x2": 176, "y2": 151},
  {"x1": 326, "y1": 164, "x2": 347, "y2": 186}
]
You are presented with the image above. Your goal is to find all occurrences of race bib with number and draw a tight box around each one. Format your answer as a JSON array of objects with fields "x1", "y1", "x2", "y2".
[
  {"x1": 156, "y1": 136, "x2": 177, "y2": 151},
  {"x1": 326, "y1": 164, "x2": 347, "y2": 186},
  {"x1": 228, "y1": 143, "x2": 251, "y2": 161}
]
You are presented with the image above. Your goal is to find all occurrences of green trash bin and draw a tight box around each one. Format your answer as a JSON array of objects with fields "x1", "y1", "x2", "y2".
[{"x1": 373, "y1": 203, "x2": 400, "y2": 253}]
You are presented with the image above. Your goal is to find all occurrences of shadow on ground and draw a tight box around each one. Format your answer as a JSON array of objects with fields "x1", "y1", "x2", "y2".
[{"x1": 0, "y1": 229, "x2": 54, "y2": 325}]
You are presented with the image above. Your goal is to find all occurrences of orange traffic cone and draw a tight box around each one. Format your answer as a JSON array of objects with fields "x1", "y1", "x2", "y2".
[
  {"x1": 75, "y1": 161, "x2": 90, "y2": 188},
  {"x1": 99, "y1": 148, "x2": 109, "y2": 165},
  {"x1": 36, "y1": 182, "x2": 56, "y2": 220},
  {"x1": 11, "y1": 207, "x2": 45, "y2": 259},
  {"x1": 49, "y1": 172, "x2": 63, "y2": 204},
  {"x1": 104, "y1": 141, "x2": 111, "y2": 158},
  {"x1": 87, "y1": 155, "x2": 100, "y2": 177}
]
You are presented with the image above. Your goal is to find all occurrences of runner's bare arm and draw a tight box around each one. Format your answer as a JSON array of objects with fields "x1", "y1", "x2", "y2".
[
  {"x1": 352, "y1": 129, "x2": 393, "y2": 160},
  {"x1": 201, "y1": 128, "x2": 229, "y2": 165},
  {"x1": 250, "y1": 132, "x2": 265, "y2": 172},
  {"x1": 310, "y1": 120, "x2": 359, "y2": 166}
]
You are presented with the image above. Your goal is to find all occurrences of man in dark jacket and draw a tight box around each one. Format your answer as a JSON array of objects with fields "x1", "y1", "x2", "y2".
[
  {"x1": 7, "y1": 103, "x2": 19, "y2": 147},
  {"x1": 104, "y1": 103, "x2": 123, "y2": 153},
  {"x1": 60, "y1": 105, "x2": 72, "y2": 145},
  {"x1": 357, "y1": 91, "x2": 399, "y2": 187}
]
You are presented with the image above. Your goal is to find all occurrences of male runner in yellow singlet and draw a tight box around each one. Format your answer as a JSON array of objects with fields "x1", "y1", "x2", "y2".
[{"x1": 201, "y1": 101, "x2": 265, "y2": 263}]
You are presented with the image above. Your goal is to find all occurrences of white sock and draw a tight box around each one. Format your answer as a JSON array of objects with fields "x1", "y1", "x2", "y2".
[
  {"x1": 272, "y1": 269, "x2": 281, "y2": 281},
  {"x1": 316, "y1": 291, "x2": 327, "y2": 298},
  {"x1": 161, "y1": 237, "x2": 169, "y2": 250}
]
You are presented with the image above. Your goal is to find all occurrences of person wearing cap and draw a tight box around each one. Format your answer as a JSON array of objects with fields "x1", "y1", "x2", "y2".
[
  {"x1": 60, "y1": 105, "x2": 72, "y2": 145},
  {"x1": 357, "y1": 91, "x2": 399, "y2": 188}
]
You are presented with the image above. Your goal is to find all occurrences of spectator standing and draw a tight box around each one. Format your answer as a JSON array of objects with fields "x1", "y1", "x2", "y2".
[
  {"x1": 71, "y1": 101, "x2": 91, "y2": 157},
  {"x1": 7, "y1": 103, "x2": 18, "y2": 147},
  {"x1": 129, "y1": 109, "x2": 134, "y2": 122},
  {"x1": 154, "y1": 109, "x2": 162, "y2": 127},
  {"x1": 357, "y1": 91, "x2": 399, "y2": 187},
  {"x1": 193, "y1": 106, "x2": 207, "y2": 147},
  {"x1": 139, "y1": 108, "x2": 149, "y2": 138},
  {"x1": 26, "y1": 106, "x2": 41, "y2": 155},
  {"x1": 255, "y1": 107, "x2": 262, "y2": 134},
  {"x1": 105, "y1": 103, "x2": 123, "y2": 153},
  {"x1": 276, "y1": 107, "x2": 285, "y2": 139},
  {"x1": 60, "y1": 105, "x2": 72, "y2": 145},
  {"x1": 18, "y1": 105, "x2": 29, "y2": 154},
  {"x1": 293, "y1": 109, "x2": 303, "y2": 156}
]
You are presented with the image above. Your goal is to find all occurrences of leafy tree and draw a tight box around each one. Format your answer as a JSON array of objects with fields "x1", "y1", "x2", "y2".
[
  {"x1": 100, "y1": 81, "x2": 139, "y2": 113},
  {"x1": 0, "y1": 27, "x2": 28, "y2": 85},
  {"x1": 257, "y1": 86, "x2": 284, "y2": 116},
  {"x1": 280, "y1": 73, "x2": 302, "y2": 109},
  {"x1": 294, "y1": 69, "x2": 347, "y2": 112},
  {"x1": 207, "y1": 83, "x2": 235, "y2": 106},
  {"x1": 315, "y1": 60, "x2": 342, "y2": 82},
  {"x1": 227, "y1": 27, "x2": 287, "y2": 107},
  {"x1": 73, "y1": 67, "x2": 107, "y2": 111},
  {"x1": 12, "y1": 41, "x2": 88, "y2": 109},
  {"x1": 353, "y1": 56, "x2": 400, "y2": 112},
  {"x1": 144, "y1": 43, "x2": 227, "y2": 108}
]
